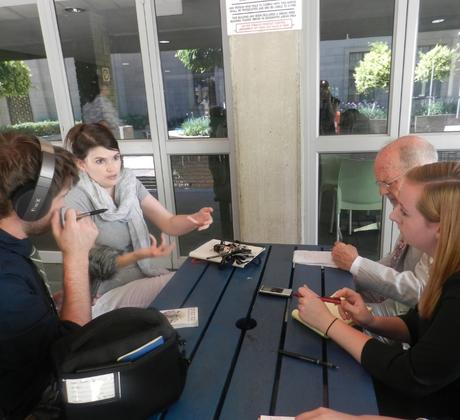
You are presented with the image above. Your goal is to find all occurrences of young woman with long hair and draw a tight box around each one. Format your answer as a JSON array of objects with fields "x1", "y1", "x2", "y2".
[{"x1": 297, "y1": 161, "x2": 460, "y2": 418}]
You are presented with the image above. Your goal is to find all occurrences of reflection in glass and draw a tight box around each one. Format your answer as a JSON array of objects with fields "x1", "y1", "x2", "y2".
[
  {"x1": 318, "y1": 153, "x2": 381, "y2": 261},
  {"x1": 171, "y1": 155, "x2": 232, "y2": 255},
  {"x1": 55, "y1": 1, "x2": 150, "y2": 139},
  {"x1": 319, "y1": 0, "x2": 395, "y2": 136},
  {"x1": 411, "y1": 0, "x2": 460, "y2": 133},
  {"x1": 156, "y1": 0, "x2": 227, "y2": 139},
  {"x1": 0, "y1": 4, "x2": 60, "y2": 139}
]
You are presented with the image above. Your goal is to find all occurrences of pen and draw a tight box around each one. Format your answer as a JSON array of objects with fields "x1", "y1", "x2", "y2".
[
  {"x1": 319, "y1": 296, "x2": 344, "y2": 305},
  {"x1": 291, "y1": 292, "x2": 344, "y2": 305},
  {"x1": 278, "y1": 349, "x2": 338, "y2": 369},
  {"x1": 76, "y1": 208, "x2": 108, "y2": 220}
]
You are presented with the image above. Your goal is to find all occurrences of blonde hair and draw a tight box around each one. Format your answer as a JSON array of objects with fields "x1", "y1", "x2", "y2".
[{"x1": 405, "y1": 161, "x2": 460, "y2": 318}]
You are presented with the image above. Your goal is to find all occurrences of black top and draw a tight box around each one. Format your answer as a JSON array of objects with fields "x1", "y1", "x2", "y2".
[
  {"x1": 0, "y1": 229, "x2": 73, "y2": 419},
  {"x1": 362, "y1": 271, "x2": 460, "y2": 419}
]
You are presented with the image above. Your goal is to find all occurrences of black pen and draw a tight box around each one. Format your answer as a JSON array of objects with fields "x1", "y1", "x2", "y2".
[
  {"x1": 278, "y1": 349, "x2": 338, "y2": 369},
  {"x1": 76, "y1": 208, "x2": 108, "y2": 220}
]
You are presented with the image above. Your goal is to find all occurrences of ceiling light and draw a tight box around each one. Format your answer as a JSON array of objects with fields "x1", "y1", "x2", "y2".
[
  {"x1": 431, "y1": 18, "x2": 445, "y2": 24},
  {"x1": 64, "y1": 7, "x2": 85, "y2": 13},
  {"x1": 122, "y1": 62, "x2": 130, "y2": 66},
  {"x1": 159, "y1": 40, "x2": 170, "y2": 44}
]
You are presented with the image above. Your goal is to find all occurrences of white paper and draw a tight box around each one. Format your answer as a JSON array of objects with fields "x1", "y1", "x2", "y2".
[
  {"x1": 64, "y1": 373, "x2": 118, "y2": 404},
  {"x1": 161, "y1": 307, "x2": 199, "y2": 329},
  {"x1": 226, "y1": 0, "x2": 302, "y2": 36},
  {"x1": 259, "y1": 416, "x2": 295, "y2": 420},
  {"x1": 292, "y1": 250, "x2": 338, "y2": 268}
]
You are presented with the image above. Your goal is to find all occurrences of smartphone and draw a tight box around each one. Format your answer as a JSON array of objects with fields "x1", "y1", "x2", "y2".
[{"x1": 258, "y1": 285, "x2": 292, "y2": 298}]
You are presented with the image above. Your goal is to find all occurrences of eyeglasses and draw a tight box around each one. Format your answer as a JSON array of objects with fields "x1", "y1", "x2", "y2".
[{"x1": 375, "y1": 172, "x2": 405, "y2": 190}]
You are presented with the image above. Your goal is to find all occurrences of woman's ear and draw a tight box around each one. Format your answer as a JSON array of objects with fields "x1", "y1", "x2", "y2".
[
  {"x1": 76, "y1": 159, "x2": 86, "y2": 172},
  {"x1": 435, "y1": 223, "x2": 441, "y2": 240}
]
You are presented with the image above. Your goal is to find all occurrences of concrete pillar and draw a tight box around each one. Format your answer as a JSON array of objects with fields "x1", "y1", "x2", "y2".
[{"x1": 229, "y1": 30, "x2": 301, "y2": 243}]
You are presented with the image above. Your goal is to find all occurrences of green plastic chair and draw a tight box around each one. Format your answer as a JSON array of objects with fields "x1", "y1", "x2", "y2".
[{"x1": 336, "y1": 159, "x2": 382, "y2": 238}]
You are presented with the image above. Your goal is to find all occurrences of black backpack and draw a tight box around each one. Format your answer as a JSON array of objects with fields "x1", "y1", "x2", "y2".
[{"x1": 52, "y1": 307, "x2": 188, "y2": 420}]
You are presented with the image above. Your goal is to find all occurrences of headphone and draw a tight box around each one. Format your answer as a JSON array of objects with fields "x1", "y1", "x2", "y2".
[{"x1": 10, "y1": 139, "x2": 56, "y2": 221}]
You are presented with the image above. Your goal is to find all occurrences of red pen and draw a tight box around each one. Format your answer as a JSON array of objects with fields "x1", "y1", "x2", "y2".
[
  {"x1": 319, "y1": 296, "x2": 343, "y2": 305},
  {"x1": 291, "y1": 292, "x2": 343, "y2": 305}
]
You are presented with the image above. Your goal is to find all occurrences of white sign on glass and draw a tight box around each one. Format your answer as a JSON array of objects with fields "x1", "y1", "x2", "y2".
[{"x1": 226, "y1": 0, "x2": 301, "y2": 35}]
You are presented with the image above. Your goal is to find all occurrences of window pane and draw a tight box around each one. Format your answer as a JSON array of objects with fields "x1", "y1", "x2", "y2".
[
  {"x1": 320, "y1": 0, "x2": 395, "y2": 136},
  {"x1": 171, "y1": 155, "x2": 233, "y2": 255},
  {"x1": 318, "y1": 153, "x2": 382, "y2": 261},
  {"x1": 156, "y1": 0, "x2": 227, "y2": 139},
  {"x1": 55, "y1": 0, "x2": 150, "y2": 139},
  {"x1": 0, "y1": 3, "x2": 60, "y2": 139},
  {"x1": 411, "y1": 0, "x2": 460, "y2": 133}
]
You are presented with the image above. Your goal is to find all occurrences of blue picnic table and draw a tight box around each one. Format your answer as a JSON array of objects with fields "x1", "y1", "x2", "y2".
[{"x1": 149, "y1": 244, "x2": 378, "y2": 419}]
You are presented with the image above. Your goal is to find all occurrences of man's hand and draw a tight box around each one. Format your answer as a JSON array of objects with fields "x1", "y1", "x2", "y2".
[
  {"x1": 52, "y1": 208, "x2": 98, "y2": 257},
  {"x1": 331, "y1": 241, "x2": 359, "y2": 271},
  {"x1": 51, "y1": 208, "x2": 98, "y2": 325}
]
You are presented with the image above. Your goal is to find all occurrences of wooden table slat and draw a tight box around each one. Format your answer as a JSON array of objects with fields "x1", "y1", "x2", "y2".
[
  {"x1": 323, "y1": 267, "x2": 378, "y2": 414},
  {"x1": 219, "y1": 245, "x2": 296, "y2": 420},
  {"x1": 275, "y1": 263, "x2": 324, "y2": 416},
  {"x1": 163, "y1": 246, "x2": 270, "y2": 419}
]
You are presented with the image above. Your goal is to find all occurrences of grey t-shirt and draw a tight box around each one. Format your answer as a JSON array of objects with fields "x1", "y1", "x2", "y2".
[{"x1": 64, "y1": 179, "x2": 150, "y2": 295}]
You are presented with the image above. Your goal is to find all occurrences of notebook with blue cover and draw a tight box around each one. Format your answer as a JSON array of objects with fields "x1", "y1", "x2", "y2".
[{"x1": 116, "y1": 335, "x2": 164, "y2": 362}]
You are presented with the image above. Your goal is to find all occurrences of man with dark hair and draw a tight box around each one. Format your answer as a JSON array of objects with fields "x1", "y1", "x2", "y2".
[
  {"x1": 0, "y1": 132, "x2": 98, "y2": 419},
  {"x1": 332, "y1": 135, "x2": 438, "y2": 318}
]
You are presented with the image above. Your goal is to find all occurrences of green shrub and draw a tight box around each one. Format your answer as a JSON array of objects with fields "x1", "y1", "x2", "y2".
[
  {"x1": 357, "y1": 103, "x2": 387, "y2": 120},
  {"x1": 413, "y1": 98, "x2": 457, "y2": 116},
  {"x1": 0, "y1": 120, "x2": 61, "y2": 137},
  {"x1": 180, "y1": 116, "x2": 210, "y2": 136}
]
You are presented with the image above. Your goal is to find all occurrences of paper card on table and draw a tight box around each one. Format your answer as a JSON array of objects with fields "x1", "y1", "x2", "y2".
[
  {"x1": 292, "y1": 250, "x2": 338, "y2": 268},
  {"x1": 259, "y1": 416, "x2": 295, "y2": 420},
  {"x1": 116, "y1": 335, "x2": 164, "y2": 362},
  {"x1": 160, "y1": 307, "x2": 199, "y2": 329},
  {"x1": 189, "y1": 239, "x2": 265, "y2": 268}
]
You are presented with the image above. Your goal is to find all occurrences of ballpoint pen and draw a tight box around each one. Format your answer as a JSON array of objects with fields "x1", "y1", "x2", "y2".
[
  {"x1": 278, "y1": 349, "x2": 338, "y2": 369},
  {"x1": 76, "y1": 208, "x2": 108, "y2": 220},
  {"x1": 291, "y1": 291, "x2": 344, "y2": 305}
]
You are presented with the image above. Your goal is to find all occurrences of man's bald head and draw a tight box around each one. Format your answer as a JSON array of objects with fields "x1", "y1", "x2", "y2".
[{"x1": 374, "y1": 135, "x2": 437, "y2": 205}]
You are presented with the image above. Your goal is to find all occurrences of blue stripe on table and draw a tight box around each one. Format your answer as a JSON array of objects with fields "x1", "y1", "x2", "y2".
[
  {"x1": 275, "y1": 245, "x2": 324, "y2": 416},
  {"x1": 150, "y1": 258, "x2": 208, "y2": 310},
  {"x1": 163, "y1": 246, "x2": 270, "y2": 419},
  {"x1": 324, "y1": 267, "x2": 378, "y2": 414},
  {"x1": 218, "y1": 244, "x2": 295, "y2": 420}
]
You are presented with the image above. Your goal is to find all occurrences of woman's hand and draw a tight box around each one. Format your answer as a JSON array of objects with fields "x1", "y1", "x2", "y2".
[
  {"x1": 333, "y1": 288, "x2": 375, "y2": 329},
  {"x1": 187, "y1": 207, "x2": 214, "y2": 231},
  {"x1": 297, "y1": 285, "x2": 336, "y2": 334},
  {"x1": 141, "y1": 233, "x2": 175, "y2": 258}
]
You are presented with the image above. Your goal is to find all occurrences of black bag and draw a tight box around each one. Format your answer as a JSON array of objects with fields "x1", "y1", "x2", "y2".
[{"x1": 52, "y1": 307, "x2": 188, "y2": 420}]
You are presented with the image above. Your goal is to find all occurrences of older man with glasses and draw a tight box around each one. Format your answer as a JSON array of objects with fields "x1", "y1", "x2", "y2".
[{"x1": 332, "y1": 135, "x2": 438, "y2": 320}]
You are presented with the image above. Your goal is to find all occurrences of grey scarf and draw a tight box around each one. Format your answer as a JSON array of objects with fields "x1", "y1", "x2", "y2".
[{"x1": 78, "y1": 169, "x2": 164, "y2": 277}]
